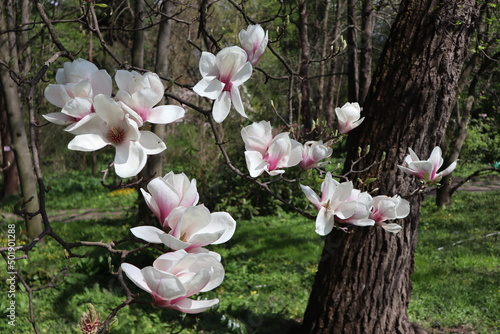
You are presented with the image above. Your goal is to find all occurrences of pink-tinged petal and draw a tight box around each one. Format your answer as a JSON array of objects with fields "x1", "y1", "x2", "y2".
[
  {"x1": 159, "y1": 233, "x2": 191, "y2": 250},
  {"x1": 114, "y1": 141, "x2": 147, "y2": 178},
  {"x1": 144, "y1": 72, "x2": 165, "y2": 97},
  {"x1": 90, "y1": 70, "x2": 112, "y2": 97},
  {"x1": 121, "y1": 263, "x2": 152, "y2": 293},
  {"x1": 44, "y1": 85, "x2": 72, "y2": 108},
  {"x1": 141, "y1": 267, "x2": 185, "y2": 300},
  {"x1": 316, "y1": 207, "x2": 334, "y2": 236},
  {"x1": 138, "y1": 130, "x2": 166, "y2": 155},
  {"x1": 286, "y1": 139, "x2": 304, "y2": 167},
  {"x1": 43, "y1": 112, "x2": 76, "y2": 125},
  {"x1": 409, "y1": 161, "x2": 434, "y2": 177},
  {"x1": 397, "y1": 165, "x2": 420, "y2": 177},
  {"x1": 231, "y1": 61, "x2": 253, "y2": 86},
  {"x1": 244, "y1": 150, "x2": 267, "y2": 177},
  {"x1": 179, "y1": 178, "x2": 199, "y2": 208},
  {"x1": 439, "y1": 160, "x2": 457, "y2": 177},
  {"x1": 61, "y1": 97, "x2": 93, "y2": 119},
  {"x1": 193, "y1": 78, "x2": 223, "y2": 100},
  {"x1": 178, "y1": 268, "x2": 212, "y2": 298},
  {"x1": 153, "y1": 250, "x2": 189, "y2": 272},
  {"x1": 201, "y1": 212, "x2": 236, "y2": 245},
  {"x1": 130, "y1": 226, "x2": 165, "y2": 243},
  {"x1": 199, "y1": 52, "x2": 219, "y2": 78},
  {"x1": 408, "y1": 147, "x2": 420, "y2": 162},
  {"x1": 147, "y1": 105, "x2": 185, "y2": 124},
  {"x1": 65, "y1": 113, "x2": 99, "y2": 134},
  {"x1": 300, "y1": 184, "x2": 321, "y2": 209},
  {"x1": 133, "y1": 89, "x2": 162, "y2": 110},
  {"x1": 170, "y1": 298, "x2": 219, "y2": 314},
  {"x1": 212, "y1": 91, "x2": 232, "y2": 123},
  {"x1": 68, "y1": 134, "x2": 107, "y2": 152},
  {"x1": 230, "y1": 86, "x2": 247, "y2": 117},
  {"x1": 147, "y1": 178, "x2": 181, "y2": 226},
  {"x1": 186, "y1": 232, "x2": 222, "y2": 249},
  {"x1": 140, "y1": 188, "x2": 162, "y2": 223}
]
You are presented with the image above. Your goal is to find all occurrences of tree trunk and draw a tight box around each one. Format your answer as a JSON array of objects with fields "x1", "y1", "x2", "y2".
[
  {"x1": 300, "y1": 1, "x2": 479, "y2": 333},
  {"x1": 131, "y1": 0, "x2": 145, "y2": 68},
  {"x1": 358, "y1": 0, "x2": 375, "y2": 105},
  {"x1": 298, "y1": 0, "x2": 313, "y2": 134},
  {"x1": 1, "y1": 88, "x2": 20, "y2": 198},
  {"x1": 346, "y1": 0, "x2": 358, "y2": 102}
]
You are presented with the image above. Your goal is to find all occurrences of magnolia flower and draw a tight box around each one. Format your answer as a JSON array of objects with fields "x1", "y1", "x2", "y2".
[
  {"x1": 398, "y1": 146, "x2": 457, "y2": 184},
  {"x1": 115, "y1": 70, "x2": 185, "y2": 126},
  {"x1": 141, "y1": 172, "x2": 200, "y2": 229},
  {"x1": 43, "y1": 97, "x2": 97, "y2": 131},
  {"x1": 369, "y1": 195, "x2": 410, "y2": 233},
  {"x1": 67, "y1": 94, "x2": 166, "y2": 178},
  {"x1": 121, "y1": 250, "x2": 224, "y2": 313},
  {"x1": 238, "y1": 24, "x2": 268, "y2": 65},
  {"x1": 44, "y1": 58, "x2": 112, "y2": 108},
  {"x1": 337, "y1": 189, "x2": 375, "y2": 227},
  {"x1": 193, "y1": 46, "x2": 253, "y2": 123},
  {"x1": 300, "y1": 172, "x2": 357, "y2": 236},
  {"x1": 299, "y1": 141, "x2": 333, "y2": 170},
  {"x1": 242, "y1": 122, "x2": 303, "y2": 177},
  {"x1": 240, "y1": 120, "x2": 273, "y2": 156},
  {"x1": 335, "y1": 102, "x2": 364, "y2": 134},
  {"x1": 131, "y1": 204, "x2": 236, "y2": 251}
]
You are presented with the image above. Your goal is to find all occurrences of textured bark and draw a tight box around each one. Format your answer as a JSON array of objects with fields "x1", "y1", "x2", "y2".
[
  {"x1": 358, "y1": 0, "x2": 375, "y2": 105},
  {"x1": 1, "y1": 89, "x2": 20, "y2": 198},
  {"x1": 298, "y1": 0, "x2": 313, "y2": 134},
  {"x1": 346, "y1": 0, "x2": 358, "y2": 102},
  {"x1": 131, "y1": 0, "x2": 145, "y2": 68},
  {"x1": 0, "y1": 2, "x2": 43, "y2": 239},
  {"x1": 301, "y1": 1, "x2": 479, "y2": 333}
]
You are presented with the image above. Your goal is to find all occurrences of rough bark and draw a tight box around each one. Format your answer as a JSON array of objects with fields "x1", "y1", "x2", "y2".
[
  {"x1": 131, "y1": 0, "x2": 145, "y2": 68},
  {"x1": 358, "y1": 0, "x2": 375, "y2": 105},
  {"x1": 1, "y1": 88, "x2": 20, "y2": 198},
  {"x1": 0, "y1": 1, "x2": 43, "y2": 239},
  {"x1": 301, "y1": 1, "x2": 479, "y2": 333},
  {"x1": 298, "y1": 0, "x2": 313, "y2": 134},
  {"x1": 346, "y1": 0, "x2": 358, "y2": 102}
]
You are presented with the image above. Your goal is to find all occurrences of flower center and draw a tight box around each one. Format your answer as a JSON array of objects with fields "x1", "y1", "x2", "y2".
[{"x1": 107, "y1": 127, "x2": 126, "y2": 145}]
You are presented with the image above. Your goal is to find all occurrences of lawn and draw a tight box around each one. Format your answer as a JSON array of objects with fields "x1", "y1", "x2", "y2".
[{"x1": 0, "y1": 172, "x2": 498, "y2": 333}]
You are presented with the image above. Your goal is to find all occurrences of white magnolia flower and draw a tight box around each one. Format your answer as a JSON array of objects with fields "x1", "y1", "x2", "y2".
[
  {"x1": 67, "y1": 94, "x2": 165, "y2": 178},
  {"x1": 141, "y1": 172, "x2": 200, "y2": 229},
  {"x1": 369, "y1": 195, "x2": 410, "y2": 233},
  {"x1": 301, "y1": 172, "x2": 358, "y2": 236},
  {"x1": 131, "y1": 204, "x2": 236, "y2": 251},
  {"x1": 121, "y1": 249, "x2": 224, "y2": 314},
  {"x1": 299, "y1": 141, "x2": 333, "y2": 170},
  {"x1": 238, "y1": 24, "x2": 268, "y2": 65},
  {"x1": 398, "y1": 146, "x2": 457, "y2": 184},
  {"x1": 193, "y1": 46, "x2": 253, "y2": 123},
  {"x1": 115, "y1": 70, "x2": 185, "y2": 126},
  {"x1": 335, "y1": 102, "x2": 364, "y2": 134}
]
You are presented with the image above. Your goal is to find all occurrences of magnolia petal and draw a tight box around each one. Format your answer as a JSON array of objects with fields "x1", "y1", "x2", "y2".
[
  {"x1": 244, "y1": 150, "x2": 267, "y2": 177},
  {"x1": 68, "y1": 134, "x2": 107, "y2": 152},
  {"x1": 130, "y1": 226, "x2": 165, "y2": 243},
  {"x1": 121, "y1": 263, "x2": 152, "y2": 293},
  {"x1": 287, "y1": 139, "x2": 304, "y2": 167},
  {"x1": 316, "y1": 207, "x2": 335, "y2": 236},
  {"x1": 140, "y1": 188, "x2": 162, "y2": 224},
  {"x1": 138, "y1": 131, "x2": 167, "y2": 155},
  {"x1": 90, "y1": 70, "x2": 113, "y2": 97},
  {"x1": 44, "y1": 84, "x2": 72, "y2": 108},
  {"x1": 379, "y1": 222, "x2": 402, "y2": 234},
  {"x1": 212, "y1": 91, "x2": 232, "y2": 123},
  {"x1": 142, "y1": 267, "x2": 185, "y2": 300},
  {"x1": 159, "y1": 233, "x2": 192, "y2": 250},
  {"x1": 171, "y1": 298, "x2": 219, "y2": 314},
  {"x1": 300, "y1": 185, "x2": 321, "y2": 209},
  {"x1": 114, "y1": 141, "x2": 147, "y2": 178},
  {"x1": 439, "y1": 160, "x2": 457, "y2": 177},
  {"x1": 230, "y1": 86, "x2": 247, "y2": 117},
  {"x1": 147, "y1": 105, "x2": 185, "y2": 124},
  {"x1": 43, "y1": 112, "x2": 75, "y2": 125},
  {"x1": 231, "y1": 61, "x2": 253, "y2": 86},
  {"x1": 205, "y1": 212, "x2": 236, "y2": 245},
  {"x1": 180, "y1": 268, "x2": 212, "y2": 298},
  {"x1": 193, "y1": 78, "x2": 223, "y2": 100},
  {"x1": 199, "y1": 52, "x2": 219, "y2": 78}
]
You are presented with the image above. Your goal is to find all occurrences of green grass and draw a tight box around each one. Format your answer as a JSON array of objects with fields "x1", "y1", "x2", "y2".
[
  {"x1": 409, "y1": 190, "x2": 500, "y2": 333},
  {"x1": 1, "y1": 179, "x2": 498, "y2": 333}
]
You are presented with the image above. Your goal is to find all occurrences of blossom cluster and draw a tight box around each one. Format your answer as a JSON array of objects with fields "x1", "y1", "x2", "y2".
[
  {"x1": 121, "y1": 172, "x2": 236, "y2": 313},
  {"x1": 301, "y1": 172, "x2": 410, "y2": 235},
  {"x1": 44, "y1": 59, "x2": 185, "y2": 178}
]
